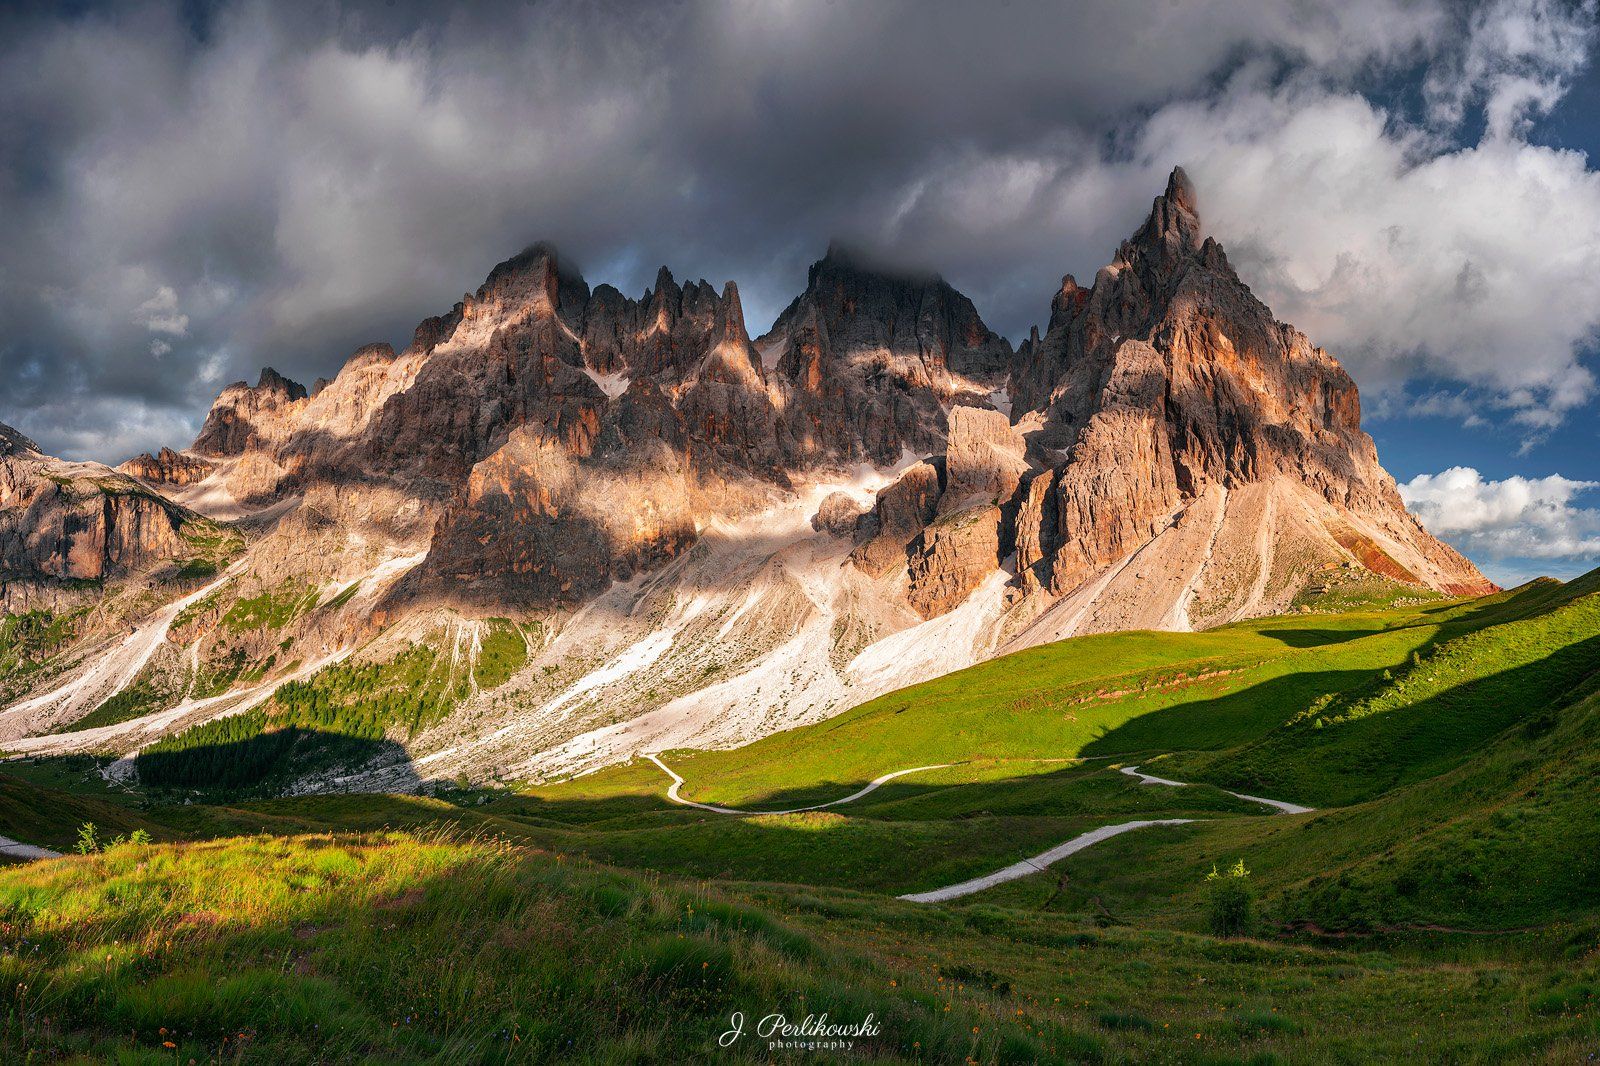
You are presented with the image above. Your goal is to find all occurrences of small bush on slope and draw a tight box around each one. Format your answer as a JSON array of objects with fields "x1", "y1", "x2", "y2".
[
  {"x1": 472, "y1": 619, "x2": 530, "y2": 691},
  {"x1": 1206, "y1": 859, "x2": 1255, "y2": 937}
]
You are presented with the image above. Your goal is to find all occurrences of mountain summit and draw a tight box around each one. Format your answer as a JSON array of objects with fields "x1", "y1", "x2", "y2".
[
  {"x1": 998, "y1": 167, "x2": 1489, "y2": 638},
  {"x1": 0, "y1": 169, "x2": 1490, "y2": 788}
]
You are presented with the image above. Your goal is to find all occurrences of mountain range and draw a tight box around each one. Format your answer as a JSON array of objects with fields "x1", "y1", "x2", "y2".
[{"x1": 0, "y1": 167, "x2": 1492, "y2": 791}]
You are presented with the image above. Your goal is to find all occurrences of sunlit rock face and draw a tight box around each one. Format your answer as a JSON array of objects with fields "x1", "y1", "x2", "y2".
[
  {"x1": 999, "y1": 167, "x2": 1491, "y2": 640},
  {"x1": 0, "y1": 169, "x2": 1491, "y2": 787},
  {"x1": 0, "y1": 422, "x2": 196, "y2": 612}
]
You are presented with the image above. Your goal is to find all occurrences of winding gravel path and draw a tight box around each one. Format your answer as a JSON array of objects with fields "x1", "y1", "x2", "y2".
[
  {"x1": 898, "y1": 819, "x2": 1196, "y2": 903},
  {"x1": 0, "y1": 836, "x2": 61, "y2": 861},
  {"x1": 1120, "y1": 765, "x2": 1315, "y2": 815},
  {"x1": 647, "y1": 753, "x2": 951, "y2": 815},
  {"x1": 647, "y1": 754, "x2": 1315, "y2": 903}
]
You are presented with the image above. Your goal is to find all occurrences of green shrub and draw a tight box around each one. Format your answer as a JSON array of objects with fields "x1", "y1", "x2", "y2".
[
  {"x1": 1206, "y1": 859, "x2": 1255, "y2": 937},
  {"x1": 73, "y1": 822, "x2": 153, "y2": 854}
]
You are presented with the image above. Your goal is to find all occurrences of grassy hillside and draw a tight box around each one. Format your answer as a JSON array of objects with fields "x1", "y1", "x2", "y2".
[
  {"x1": 2, "y1": 571, "x2": 1597, "y2": 1060},
  {"x1": 591, "y1": 579, "x2": 1569, "y2": 812},
  {"x1": 0, "y1": 833, "x2": 1056, "y2": 1063},
  {"x1": 3, "y1": 832, "x2": 1596, "y2": 1063},
  {"x1": 1032, "y1": 578, "x2": 1600, "y2": 933}
]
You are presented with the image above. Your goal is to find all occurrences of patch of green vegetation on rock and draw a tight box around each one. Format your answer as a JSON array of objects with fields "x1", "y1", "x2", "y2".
[
  {"x1": 190, "y1": 644, "x2": 274, "y2": 699},
  {"x1": 0, "y1": 608, "x2": 85, "y2": 681},
  {"x1": 171, "y1": 589, "x2": 225, "y2": 630},
  {"x1": 168, "y1": 520, "x2": 245, "y2": 583},
  {"x1": 472, "y1": 619, "x2": 529, "y2": 690},
  {"x1": 222, "y1": 581, "x2": 320, "y2": 632},
  {"x1": 59, "y1": 677, "x2": 178, "y2": 734},
  {"x1": 270, "y1": 643, "x2": 465, "y2": 739}
]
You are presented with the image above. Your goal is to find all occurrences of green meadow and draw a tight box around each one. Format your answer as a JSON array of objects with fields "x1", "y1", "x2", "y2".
[{"x1": 2, "y1": 570, "x2": 1598, "y2": 1061}]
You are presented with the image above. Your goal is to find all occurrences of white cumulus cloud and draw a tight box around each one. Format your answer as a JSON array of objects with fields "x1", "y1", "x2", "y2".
[{"x1": 1400, "y1": 466, "x2": 1600, "y2": 560}]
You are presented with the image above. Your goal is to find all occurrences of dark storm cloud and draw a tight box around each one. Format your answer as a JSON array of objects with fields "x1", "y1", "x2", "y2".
[{"x1": 0, "y1": 0, "x2": 1594, "y2": 461}]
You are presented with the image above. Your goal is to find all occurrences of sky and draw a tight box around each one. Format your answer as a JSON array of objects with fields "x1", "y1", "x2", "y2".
[{"x1": 1, "y1": 0, "x2": 1597, "y2": 586}]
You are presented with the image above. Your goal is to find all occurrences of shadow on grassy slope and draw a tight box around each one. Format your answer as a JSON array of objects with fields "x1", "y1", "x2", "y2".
[
  {"x1": 1075, "y1": 667, "x2": 1375, "y2": 761},
  {"x1": 1253, "y1": 625, "x2": 1390, "y2": 648},
  {"x1": 997, "y1": 676, "x2": 1600, "y2": 935},
  {"x1": 1139, "y1": 631, "x2": 1600, "y2": 808}
]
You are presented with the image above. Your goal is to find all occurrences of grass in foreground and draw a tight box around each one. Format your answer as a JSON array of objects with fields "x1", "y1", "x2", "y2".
[
  {"x1": 2, "y1": 833, "x2": 1596, "y2": 1063},
  {"x1": 0, "y1": 833, "x2": 1090, "y2": 1064},
  {"x1": 4, "y1": 574, "x2": 1598, "y2": 1060}
]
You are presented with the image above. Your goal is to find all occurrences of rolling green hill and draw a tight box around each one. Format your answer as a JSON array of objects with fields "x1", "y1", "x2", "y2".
[{"x1": 2, "y1": 569, "x2": 1598, "y2": 1061}]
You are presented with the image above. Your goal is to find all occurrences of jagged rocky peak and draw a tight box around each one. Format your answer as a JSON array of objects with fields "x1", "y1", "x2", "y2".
[
  {"x1": 404, "y1": 243, "x2": 588, "y2": 359},
  {"x1": 752, "y1": 242, "x2": 1014, "y2": 467},
  {"x1": 1138, "y1": 164, "x2": 1201, "y2": 255},
  {"x1": 192, "y1": 366, "x2": 310, "y2": 458},
  {"x1": 859, "y1": 165, "x2": 1490, "y2": 646},
  {"x1": 343, "y1": 341, "x2": 396, "y2": 373},
  {"x1": 254, "y1": 366, "x2": 310, "y2": 403},
  {"x1": 715, "y1": 280, "x2": 749, "y2": 345},
  {"x1": 473, "y1": 241, "x2": 591, "y2": 323},
  {"x1": 768, "y1": 240, "x2": 1012, "y2": 381}
]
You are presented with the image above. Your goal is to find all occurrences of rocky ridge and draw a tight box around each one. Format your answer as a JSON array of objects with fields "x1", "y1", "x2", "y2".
[
  {"x1": 0, "y1": 169, "x2": 1493, "y2": 788},
  {"x1": 1, "y1": 423, "x2": 204, "y2": 609}
]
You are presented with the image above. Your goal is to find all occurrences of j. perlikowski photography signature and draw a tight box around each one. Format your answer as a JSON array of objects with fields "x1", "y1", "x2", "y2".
[{"x1": 719, "y1": 1011, "x2": 882, "y2": 1052}]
